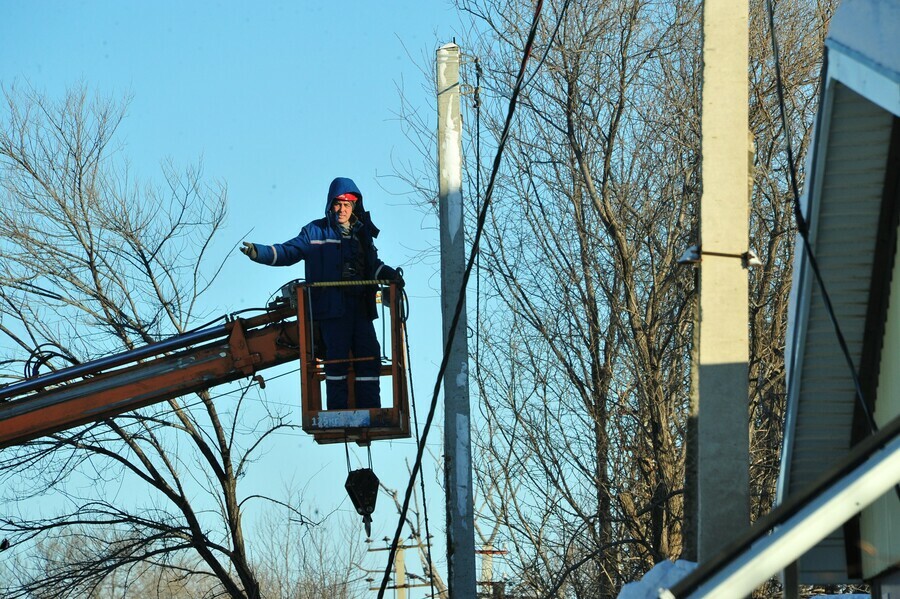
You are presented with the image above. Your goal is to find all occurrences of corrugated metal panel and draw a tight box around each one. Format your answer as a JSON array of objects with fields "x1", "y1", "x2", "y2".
[
  {"x1": 859, "y1": 176, "x2": 900, "y2": 578},
  {"x1": 786, "y1": 81, "x2": 894, "y2": 582}
]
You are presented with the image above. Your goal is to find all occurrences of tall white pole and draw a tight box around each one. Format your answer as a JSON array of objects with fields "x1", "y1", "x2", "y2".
[
  {"x1": 437, "y1": 42, "x2": 476, "y2": 596},
  {"x1": 697, "y1": 0, "x2": 751, "y2": 561},
  {"x1": 396, "y1": 546, "x2": 407, "y2": 599}
]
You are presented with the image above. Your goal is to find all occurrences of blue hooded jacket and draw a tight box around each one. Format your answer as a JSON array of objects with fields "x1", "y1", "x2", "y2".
[{"x1": 250, "y1": 177, "x2": 388, "y2": 320}]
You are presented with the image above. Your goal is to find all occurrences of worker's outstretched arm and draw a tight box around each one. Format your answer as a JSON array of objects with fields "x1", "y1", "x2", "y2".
[{"x1": 241, "y1": 227, "x2": 311, "y2": 266}]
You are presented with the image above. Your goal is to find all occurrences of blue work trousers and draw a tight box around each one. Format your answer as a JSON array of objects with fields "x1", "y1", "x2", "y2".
[{"x1": 320, "y1": 295, "x2": 382, "y2": 409}]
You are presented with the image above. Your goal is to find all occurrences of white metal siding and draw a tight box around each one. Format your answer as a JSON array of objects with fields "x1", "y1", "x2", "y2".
[
  {"x1": 860, "y1": 202, "x2": 900, "y2": 579},
  {"x1": 788, "y1": 81, "x2": 894, "y2": 583}
]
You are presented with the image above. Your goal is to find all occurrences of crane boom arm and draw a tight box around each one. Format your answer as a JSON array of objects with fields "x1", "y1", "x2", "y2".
[{"x1": 0, "y1": 305, "x2": 299, "y2": 449}]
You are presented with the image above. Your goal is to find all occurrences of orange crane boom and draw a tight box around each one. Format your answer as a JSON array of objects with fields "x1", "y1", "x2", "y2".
[
  {"x1": 0, "y1": 281, "x2": 410, "y2": 542},
  {"x1": 0, "y1": 304, "x2": 299, "y2": 449},
  {"x1": 0, "y1": 281, "x2": 410, "y2": 450}
]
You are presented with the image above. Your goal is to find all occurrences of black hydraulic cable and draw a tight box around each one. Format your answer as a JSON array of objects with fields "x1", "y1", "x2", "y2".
[
  {"x1": 765, "y1": 0, "x2": 878, "y2": 436},
  {"x1": 376, "y1": 2, "x2": 547, "y2": 596},
  {"x1": 0, "y1": 301, "x2": 289, "y2": 401},
  {"x1": 0, "y1": 324, "x2": 230, "y2": 401},
  {"x1": 1, "y1": 279, "x2": 294, "y2": 408},
  {"x1": 178, "y1": 307, "x2": 275, "y2": 338},
  {"x1": 23, "y1": 344, "x2": 80, "y2": 379},
  {"x1": 180, "y1": 313, "x2": 230, "y2": 335}
]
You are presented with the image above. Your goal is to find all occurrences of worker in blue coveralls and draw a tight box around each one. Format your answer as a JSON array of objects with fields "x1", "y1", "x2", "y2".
[{"x1": 240, "y1": 177, "x2": 403, "y2": 410}]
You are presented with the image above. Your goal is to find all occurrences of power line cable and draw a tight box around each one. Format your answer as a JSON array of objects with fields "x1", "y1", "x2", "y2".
[
  {"x1": 403, "y1": 295, "x2": 436, "y2": 599},
  {"x1": 765, "y1": 0, "x2": 899, "y2": 506},
  {"x1": 376, "y1": 2, "x2": 547, "y2": 596},
  {"x1": 474, "y1": 56, "x2": 483, "y2": 392},
  {"x1": 764, "y1": 0, "x2": 878, "y2": 437}
]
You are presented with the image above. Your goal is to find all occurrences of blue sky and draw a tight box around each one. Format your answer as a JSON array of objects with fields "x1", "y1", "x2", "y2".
[{"x1": 2, "y1": 0, "x2": 469, "y2": 588}]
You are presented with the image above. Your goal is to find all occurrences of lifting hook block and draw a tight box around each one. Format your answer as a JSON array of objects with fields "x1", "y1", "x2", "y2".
[{"x1": 345, "y1": 468, "x2": 379, "y2": 537}]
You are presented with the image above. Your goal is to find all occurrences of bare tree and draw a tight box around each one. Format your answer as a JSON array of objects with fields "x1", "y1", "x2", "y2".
[
  {"x1": 252, "y1": 491, "x2": 370, "y2": 599},
  {"x1": 0, "y1": 84, "x2": 300, "y2": 598},
  {"x1": 1, "y1": 528, "x2": 218, "y2": 598},
  {"x1": 457, "y1": 2, "x2": 699, "y2": 596}
]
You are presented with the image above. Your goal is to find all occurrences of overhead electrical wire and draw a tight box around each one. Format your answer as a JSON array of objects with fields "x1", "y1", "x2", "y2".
[
  {"x1": 764, "y1": 0, "x2": 878, "y2": 437},
  {"x1": 402, "y1": 298, "x2": 437, "y2": 599},
  {"x1": 765, "y1": 0, "x2": 899, "y2": 506},
  {"x1": 376, "y1": 1, "x2": 547, "y2": 596},
  {"x1": 474, "y1": 55, "x2": 483, "y2": 395}
]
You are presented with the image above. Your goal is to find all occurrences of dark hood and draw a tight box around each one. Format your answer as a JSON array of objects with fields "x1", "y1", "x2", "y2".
[
  {"x1": 326, "y1": 177, "x2": 364, "y2": 212},
  {"x1": 326, "y1": 176, "x2": 379, "y2": 238}
]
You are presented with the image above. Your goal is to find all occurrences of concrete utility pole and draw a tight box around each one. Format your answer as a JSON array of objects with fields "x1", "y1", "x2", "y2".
[
  {"x1": 696, "y1": 0, "x2": 751, "y2": 561},
  {"x1": 437, "y1": 42, "x2": 477, "y2": 596}
]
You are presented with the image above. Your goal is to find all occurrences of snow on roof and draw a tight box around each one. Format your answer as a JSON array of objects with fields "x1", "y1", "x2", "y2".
[{"x1": 616, "y1": 560, "x2": 697, "y2": 599}]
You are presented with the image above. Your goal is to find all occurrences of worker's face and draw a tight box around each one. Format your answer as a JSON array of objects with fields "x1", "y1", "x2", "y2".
[{"x1": 332, "y1": 199, "x2": 355, "y2": 225}]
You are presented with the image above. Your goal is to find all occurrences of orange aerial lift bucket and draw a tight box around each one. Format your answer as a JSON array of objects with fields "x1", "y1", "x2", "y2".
[{"x1": 294, "y1": 281, "x2": 410, "y2": 445}]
